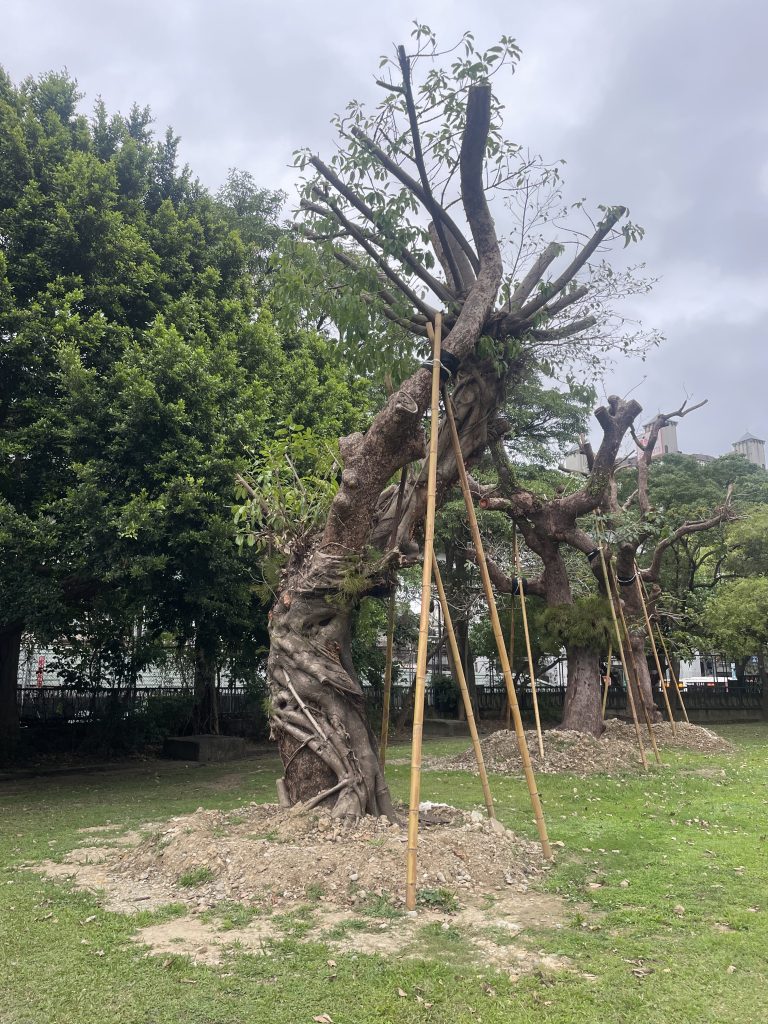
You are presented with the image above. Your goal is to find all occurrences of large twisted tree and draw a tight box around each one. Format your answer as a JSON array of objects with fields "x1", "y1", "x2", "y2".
[{"x1": 248, "y1": 30, "x2": 654, "y2": 816}]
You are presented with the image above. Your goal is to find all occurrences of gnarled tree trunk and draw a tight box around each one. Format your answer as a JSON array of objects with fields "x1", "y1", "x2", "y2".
[{"x1": 268, "y1": 551, "x2": 397, "y2": 818}]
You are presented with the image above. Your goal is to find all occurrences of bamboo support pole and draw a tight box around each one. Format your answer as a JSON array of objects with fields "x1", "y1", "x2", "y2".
[
  {"x1": 444, "y1": 393, "x2": 552, "y2": 859},
  {"x1": 602, "y1": 642, "x2": 612, "y2": 718},
  {"x1": 513, "y1": 532, "x2": 544, "y2": 759},
  {"x1": 596, "y1": 541, "x2": 648, "y2": 769},
  {"x1": 606, "y1": 557, "x2": 662, "y2": 765},
  {"x1": 379, "y1": 589, "x2": 397, "y2": 765},
  {"x1": 405, "y1": 316, "x2": 443, "y2": 913},
  {"x1": 505, "y1": 526, "x2": 516, "y2": 731},
  {"x1": 380, "y1": 467, "x2": 409, "y2": 766},
  {"x1": 432, "y1": 557, "x2": 495, "y2": 818},
  {"x1": 633, "y1": 562, "x2": 676, "y2": 734},
  {"x1": 379, "y1": 468, "x2": 408, "y2": 765},
  {"x1": 653, "y1": 621, "x2": 691, "y2": 724}
]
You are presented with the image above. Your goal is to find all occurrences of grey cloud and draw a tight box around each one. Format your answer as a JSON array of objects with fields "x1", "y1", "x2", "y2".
[{"x1": 4, "y1": 0, "x2": 766, "y2": 456}]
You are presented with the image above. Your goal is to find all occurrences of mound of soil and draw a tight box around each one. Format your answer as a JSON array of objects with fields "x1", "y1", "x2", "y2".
[
  {"x1": 432, "y1": 720, "x2": 733, "y2": 777},
  {"x1": 36, "y1": 802, "x2": 548, "y2": 915},
  {"x1": 32, "y1": 803, "x2": 573, "y2": 975}
]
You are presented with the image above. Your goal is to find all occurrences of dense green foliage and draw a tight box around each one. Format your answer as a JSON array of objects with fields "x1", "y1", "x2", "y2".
[{"x1": 0, "y1": 68, "x2": 370, "y2": 744}]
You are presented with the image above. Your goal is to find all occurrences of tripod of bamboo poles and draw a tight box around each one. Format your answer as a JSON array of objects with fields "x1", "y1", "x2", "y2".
[
  {"x1": 633, "y1": 561, "x2": 676, "y2": 735},
  {"x1": 638, "y1": 574, "x2": 690, "y2": 724},
  {"x1": 593, "y1": 518, "x2": 661, "y2": 764},
  {"x1": 601, "y1": 642, "x2": 613, "y2": 718},
  {"x1": 513, "y1": 530, "x2": 545, "y2": 758},
  {"x1": 443, "y1": 388, "x2": 552, "y2": 860}
]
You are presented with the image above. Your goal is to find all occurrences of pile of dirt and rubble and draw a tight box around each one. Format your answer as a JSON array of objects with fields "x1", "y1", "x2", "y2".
[
  {"x1": 34, "y1": 802, "x2": 548, "y2": 915},
  {"x1": 432, "y1": 720, "x2": 734, "y2": 777},
  {"x1": 31, "y1": 805, "x2": 574, "y2": 975}
]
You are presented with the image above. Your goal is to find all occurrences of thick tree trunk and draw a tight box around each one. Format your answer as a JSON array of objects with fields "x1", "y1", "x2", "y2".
[
  {"x1": 268, "y1": 552, "x2": 397, "y2": 819},
  {"x1": 757, "y1": 651, "x2": 768, "y2": 720},
  {"x1": 560, "y1": 643, "x2": 604, "y2": 736},
  {"x1": 0, "y1": 623, "x2": 23, "y2": 757},
  {"x1": 627, "y1": 630, "x2": 661, "y2": 721},
  {"x1": 191, "y1": 622, "x2": 220, "y2": 735}
]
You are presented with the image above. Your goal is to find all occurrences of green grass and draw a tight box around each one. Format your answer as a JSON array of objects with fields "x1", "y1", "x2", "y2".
[
  {"x1": 177, "y1": 866, "x2": 214, "y2": 888},
  {"x1": 1, "y1": 727, "x2": 767, "y2": 1022}
]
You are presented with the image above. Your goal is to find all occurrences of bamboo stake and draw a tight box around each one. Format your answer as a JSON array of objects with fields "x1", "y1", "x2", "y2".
[
  {"x1": 444, "y1": 393, "x2": 552, "y2": 859},
  {"x1": 602, "y1": 642, "x2": 612, "y2": 718},
  {"x1": 653, "y1": 621, "x2": 691, "y2": 724},
  {"x1": 405, "y1": 315, "x2": 443, "y2": 913},
  {"x1": 633, "y1": 562, "x2": 676, "y2": 734},
  {"x1": 379, "y1": 468, "x2": 409, "y2": 766},
  {"x1": 595, "y1": 540, "x2": 648, "y2": 769},
  {"x1": 605, "y1": 556, "x2": 662, "y2": 765},
  {"x1": 513, "y1": 532, "x2": 545, "y2": 759},
  {"x1": 505, "y1": 526, "x2": 516, "y2": 731},
  {"x1": 432, "y1": 557, "x2": 495, "y2": 818},
  {"x1": 379, "y1": 589, "x2": 397, "y2": 766}
]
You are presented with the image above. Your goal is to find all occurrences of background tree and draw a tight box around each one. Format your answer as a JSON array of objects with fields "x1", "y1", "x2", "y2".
[
  {"x1": 0, "y1": 68, "x2": 367, "y2": 752},
  {"x1": 475, "y1": 393, "x2": 640, "y2": 735}
]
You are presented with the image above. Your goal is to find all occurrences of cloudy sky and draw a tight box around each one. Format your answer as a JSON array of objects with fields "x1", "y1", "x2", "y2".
[{"x1": 5, "y1": 0, "x2": 767, "y2": 456}]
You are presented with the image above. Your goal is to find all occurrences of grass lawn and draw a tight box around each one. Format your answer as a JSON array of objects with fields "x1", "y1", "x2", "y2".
[{"x1": 1, "y1": 724, "x2": 767, "y2": 1024}]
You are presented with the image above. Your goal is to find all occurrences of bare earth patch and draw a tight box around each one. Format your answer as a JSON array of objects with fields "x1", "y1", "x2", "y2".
[
  {"x1": 29, "y1": 802, "x2": 574, "y2": 976},
  {"x1": 430, "y1": 720, "x2": 734, "y2": 777}
]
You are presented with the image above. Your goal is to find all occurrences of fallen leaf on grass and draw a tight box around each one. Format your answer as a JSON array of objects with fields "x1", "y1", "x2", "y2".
[
  {"x1": 312, "y1": 1015, "x2": 334, "y2": 1024},
  {"x1": 397, "y1": 988, "x2": 408, "y2": 998}
]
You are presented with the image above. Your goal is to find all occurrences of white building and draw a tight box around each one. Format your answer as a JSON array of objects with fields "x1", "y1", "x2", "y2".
[{"x1": 732, "y1": 431, "x2": 766, "y2": 469}]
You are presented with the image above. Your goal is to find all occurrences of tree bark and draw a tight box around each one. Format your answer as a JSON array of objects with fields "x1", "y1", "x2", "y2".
[
  {"x1": 560, "y1": 643, "x2": 604, "y2": 736},
  {"x1": 191, "y1": 622, "x2": 220, "y2": 735},
  {"x1": 757, "y1": 651, "x2": 768, "y2": 720},
  {"x1": 0, "y1": 623, "x2": 23, "y2": 756},
  {"x1": 627, "y1": 630, "x2": 660, "y2": 721},
  {"x1": 268, "y1": 553, "x2": 396, "y2": 818}
]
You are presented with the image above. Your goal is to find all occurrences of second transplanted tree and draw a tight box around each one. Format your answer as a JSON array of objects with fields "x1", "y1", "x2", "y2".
[{"x1": 243, "y1": 28, "x2": 655, "y2": 815}]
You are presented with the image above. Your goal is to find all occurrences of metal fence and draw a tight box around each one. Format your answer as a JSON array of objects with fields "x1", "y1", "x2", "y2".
[{"x1": 16, "y1": 679, "x2": 763, "y2": 729}]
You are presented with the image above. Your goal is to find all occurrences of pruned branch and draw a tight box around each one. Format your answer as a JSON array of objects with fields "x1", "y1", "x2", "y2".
[
  {"x1": 350, "y1": 125, "x2": 480, "y2": 273},
  {"x1": 397, "y1": 44, "x2": 465, "y2": 294},
  {"x1": 308, "y1": 155, "x2": 455, "y2": 305},
  {"x1": 519, "y1": 207, "x2": 625, "y2": 319}
]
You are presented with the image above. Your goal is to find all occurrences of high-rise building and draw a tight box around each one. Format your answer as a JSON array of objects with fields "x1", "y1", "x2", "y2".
[{"x1": 732, "y1": 432, "x2": 766, "y2": 469}]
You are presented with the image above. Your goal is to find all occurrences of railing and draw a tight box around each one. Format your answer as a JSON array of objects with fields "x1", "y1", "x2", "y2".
[
  {"x1": 16, "y1": 684, "x2": 256, "y2": 725},
  {"x1": 17, "y1": 679, "x2": 763, "y2": 728}
]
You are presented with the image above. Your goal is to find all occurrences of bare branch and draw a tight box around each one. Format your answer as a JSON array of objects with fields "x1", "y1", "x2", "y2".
[
  {"x1": 519, "y1": 207, "x2": 625, "y2": 319},
  {"x1": 308, "y1": 156, "x2": 455, "y2": 305},
  {"x1": 350, "y1": 126, "x2": 480, "y2": 273},
  {"x1": 642, "y1": 484, "x2": 737, "y2": 582},
  {"x1": 529, "y1": 315, "x2": 597, "y2": 342},
  {"x1": 397, "y1": 45, "x2": 465, "y2": 293},
  {"x1": 505, "y1": 242, "x2": 562, "y2": 312},
  {"x1": 302, "y1": 195, "x2": 436, "y2": 319}
]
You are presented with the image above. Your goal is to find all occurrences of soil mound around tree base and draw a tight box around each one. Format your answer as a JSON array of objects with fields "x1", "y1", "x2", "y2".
[
  {"x1": 30, "y1": 803, "x2": 574, "y2": 976},
  {"x1": 33, "y1": 802, "x2": 548, "y2": 914},
  {"x1": 432, "y1": 720, "x2": 734, "y2": 777}
]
